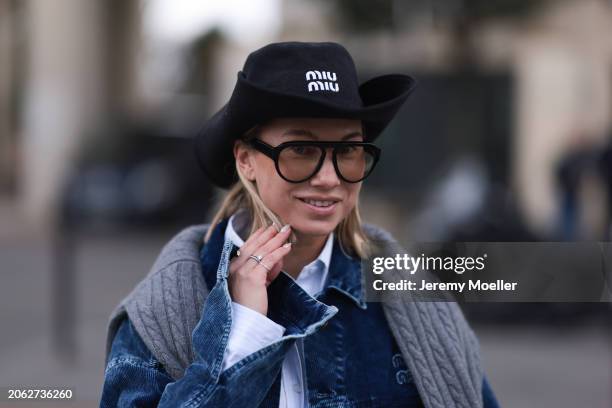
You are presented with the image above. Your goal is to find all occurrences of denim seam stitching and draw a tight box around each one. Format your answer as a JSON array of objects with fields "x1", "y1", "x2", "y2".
[
  {"x1": 222, "y1": 341, "x2": 284, "y2": 379},
  {"x1": 105, "y1": 356, "x2": 161, "y2": 371},
  {"x1": 192, "y1": 239, "x2": 235, "y2": 400}
]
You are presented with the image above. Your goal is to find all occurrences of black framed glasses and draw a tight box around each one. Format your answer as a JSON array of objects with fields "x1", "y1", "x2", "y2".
[{"x1": 248, "y1": 139, "x2": 381, "y2": 183}]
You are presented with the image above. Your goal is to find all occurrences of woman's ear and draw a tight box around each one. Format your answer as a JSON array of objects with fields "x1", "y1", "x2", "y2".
[{"x1": 234, "y1": 140, "x2": 256, "y2": 181}]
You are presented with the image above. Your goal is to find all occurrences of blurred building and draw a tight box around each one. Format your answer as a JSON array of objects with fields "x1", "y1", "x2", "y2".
[{"x1": 0, "y1": 0, "x2": 143, "y2": 228}]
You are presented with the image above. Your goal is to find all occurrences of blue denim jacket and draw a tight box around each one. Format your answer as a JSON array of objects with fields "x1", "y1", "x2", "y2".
[{"x1": 101, "y1": 218, "x2": 500, "y2": 407}]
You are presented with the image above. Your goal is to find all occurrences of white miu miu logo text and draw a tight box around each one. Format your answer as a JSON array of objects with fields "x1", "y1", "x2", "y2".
[{"x1": 305, "y1": 70, "x2": 339, "y2": 92}]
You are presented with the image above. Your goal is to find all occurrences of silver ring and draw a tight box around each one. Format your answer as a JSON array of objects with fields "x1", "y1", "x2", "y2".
[
  {"x1": 259, "y1": 261, "x2": 272, "y2": 272},
  {"x1": 249, "y1": 254, "x2": 263, "y2": 264}
]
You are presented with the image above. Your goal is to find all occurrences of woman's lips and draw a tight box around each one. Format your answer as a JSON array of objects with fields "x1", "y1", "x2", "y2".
[{"x1": 297, "y1": 197, "x2": 339, "y2": 215}]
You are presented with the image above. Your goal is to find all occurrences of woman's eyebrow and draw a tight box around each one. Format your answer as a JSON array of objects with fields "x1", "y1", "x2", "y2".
[
  {"x1": 341, "y1": 131, "x2": 363, "y2": 140},
  {"x1": 281, "y1": 129, "x2": 363, "y2": 140},
  {"x1": 282, "y1": 129, "x2": 316, "y2": 138}
]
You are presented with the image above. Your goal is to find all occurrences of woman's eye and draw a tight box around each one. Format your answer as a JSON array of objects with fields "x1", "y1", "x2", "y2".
[
  {"x1": 290, "y1": 146, "x2": 315, "y2": 155},
  {"x1": 337, "y1": 146, "x2": 356, "y2": 155}
]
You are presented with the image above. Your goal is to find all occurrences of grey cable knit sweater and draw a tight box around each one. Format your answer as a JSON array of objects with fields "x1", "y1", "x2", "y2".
[{"x1": 105, "y1": 223, "x2": 483, "y2": 408}]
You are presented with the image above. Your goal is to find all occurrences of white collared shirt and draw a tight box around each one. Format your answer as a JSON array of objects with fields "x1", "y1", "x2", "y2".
[{"x1": 222, "y1": 213, "x2": 334, "y2": 408}]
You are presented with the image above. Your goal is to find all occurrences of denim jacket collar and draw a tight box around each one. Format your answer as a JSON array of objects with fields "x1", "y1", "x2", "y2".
[
  {"x1": 324, "y1": 238, "x2": 367, "y2": 309},
  {"x1": 200, "y1": 217, "x2": 367, "y2": 310}
]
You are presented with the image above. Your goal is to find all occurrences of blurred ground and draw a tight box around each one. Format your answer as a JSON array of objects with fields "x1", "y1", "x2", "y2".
[
  {"x1": 478, "y1": 325, "x2": 610, "y2": 407},
  {"x1": 0, "y1": 200, "x2": 610, "y2": 407}
]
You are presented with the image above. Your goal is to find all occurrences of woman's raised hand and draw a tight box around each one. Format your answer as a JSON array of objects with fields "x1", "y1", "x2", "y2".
[{"x1": 228, "y1": 224, "x2": 292, "y2": 316}]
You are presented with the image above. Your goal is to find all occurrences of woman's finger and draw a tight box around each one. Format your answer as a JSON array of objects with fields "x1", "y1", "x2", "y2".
[
  {"x1": 256, "y1": 241, "x2": 292, "y2": 280},
  {"x1": 254, "y1": 225, "x2": 292, "y2": 260},
  {"x1": 233, "y1": 225, "x2": 277, "y2": 269},
  {"x1": 228, "y1": 226, "x2": 265, "y2": 274}
]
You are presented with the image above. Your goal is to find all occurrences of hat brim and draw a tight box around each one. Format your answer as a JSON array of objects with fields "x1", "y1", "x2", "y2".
[{"x1": 195, "y1": 73, "x2": 417, "y2": 188}]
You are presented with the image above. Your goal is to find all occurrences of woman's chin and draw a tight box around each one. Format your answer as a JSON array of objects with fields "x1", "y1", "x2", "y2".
[{"x1": 291, "y1": 220, "x2": 338, "y2": 239}]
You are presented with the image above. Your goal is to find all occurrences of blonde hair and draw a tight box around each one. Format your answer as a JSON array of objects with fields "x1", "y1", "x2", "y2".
[{"x1": 204, "y1": 124, "x2": 372, "y2": 259}]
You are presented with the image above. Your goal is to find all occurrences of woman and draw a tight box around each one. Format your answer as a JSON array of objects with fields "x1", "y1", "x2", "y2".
[{"x1": 101, "y1": 41, "x2": 499, "y2": 407}]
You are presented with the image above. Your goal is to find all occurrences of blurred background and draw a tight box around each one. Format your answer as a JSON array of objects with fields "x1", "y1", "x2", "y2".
[{"x1": 0, "y1": 0, "x2": 611, "y2": 406}]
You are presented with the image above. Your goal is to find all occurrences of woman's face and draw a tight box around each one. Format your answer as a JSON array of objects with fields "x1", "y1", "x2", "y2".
[{"x1": 235, "y1": 117, "x2": 364, "y2": 239}]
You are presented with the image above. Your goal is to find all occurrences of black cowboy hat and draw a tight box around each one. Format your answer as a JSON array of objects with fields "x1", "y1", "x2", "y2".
[{"x1": 194, "y1": 41, "x2": 417, "y2": 188}]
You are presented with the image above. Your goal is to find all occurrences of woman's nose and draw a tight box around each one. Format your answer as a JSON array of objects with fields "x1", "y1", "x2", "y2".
[{"x1": 310, "y1": 151, "x2": 341, "y2": 187}]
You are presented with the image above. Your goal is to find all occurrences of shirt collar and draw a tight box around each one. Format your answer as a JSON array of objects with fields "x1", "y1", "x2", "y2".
[
  {"x1": 224, "y1": 213, "x2": 334, "y2": 282},
  {"x1": 216, "y1": 213, "x2": 366, "y2": 309},
  {"x1": 319, "y1": 230, "x2": 334, "y2": 271},
  {"x1": 225, "y1": 212, "x2": 334, "y2": 269},
  {"x1": 224, "y1": 212, "x2": 246, "y2": 247},
  {"x1": 305, "y1": 230, "x2": 333, "y2": 274},
  {"x1": 296, "y1": 230, "x2": 333, "y2": 296}
]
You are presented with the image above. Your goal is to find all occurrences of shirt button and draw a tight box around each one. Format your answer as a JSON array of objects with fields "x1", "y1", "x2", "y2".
[{"x1": 293, "y1": 384, "x2": 302, "y2": 393}]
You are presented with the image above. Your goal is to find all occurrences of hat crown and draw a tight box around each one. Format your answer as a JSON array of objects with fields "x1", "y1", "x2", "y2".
[{"x1": 241, "y1": 41, "x2": 363, "y2": 108}]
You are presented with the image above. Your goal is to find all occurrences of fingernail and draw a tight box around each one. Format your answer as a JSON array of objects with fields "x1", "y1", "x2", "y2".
[
  {"x1": 283, "y1": 242, "x2": 292, "y2": 248},
  {"x1": 280, "y1": 224, "x2": 291, "y2": 233}
]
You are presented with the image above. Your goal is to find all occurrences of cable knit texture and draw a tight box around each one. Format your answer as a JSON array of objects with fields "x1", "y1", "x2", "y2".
[{"x1": 105, "y1": 223, "x2": 483, "y2": 408}]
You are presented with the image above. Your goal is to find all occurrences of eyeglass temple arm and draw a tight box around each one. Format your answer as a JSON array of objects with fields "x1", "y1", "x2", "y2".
[{"x1": 248, "y1": 138, "x2": 278, "y2": 159}]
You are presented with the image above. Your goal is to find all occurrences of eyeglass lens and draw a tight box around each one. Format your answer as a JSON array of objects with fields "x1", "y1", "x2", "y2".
[{"x1": 278, "y1": 145, "x2": 375, "y2": 182}]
